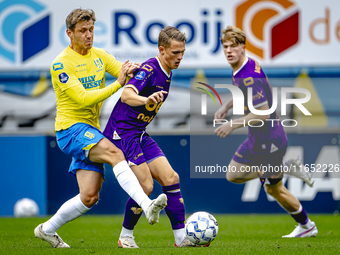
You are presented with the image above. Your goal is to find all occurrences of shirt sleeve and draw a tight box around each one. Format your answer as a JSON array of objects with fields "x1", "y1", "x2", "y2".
[
  {"x1": 125, "y1": 63, "x2": 154, "y2": 94},
  {"x1": 101, "y1": 50, "x2": 122, "y2": 78}
]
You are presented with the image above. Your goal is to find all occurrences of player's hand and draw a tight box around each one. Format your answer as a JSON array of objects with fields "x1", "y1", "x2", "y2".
[
  {"x1": 118, "y1": 60, "x2": 132, "y2": 86},
  {"x1": 146, "y1": 91, "x2": 168, "y2": 104},
  {"x1": 214, "y1": 105, "x2": 228, "y2": 120},
  {"x1": 215, "y1": 123, "x2": 234, "y2": 138},
  {"x1": 127, "y1": 62, "x2": 142, "y2": 78}
]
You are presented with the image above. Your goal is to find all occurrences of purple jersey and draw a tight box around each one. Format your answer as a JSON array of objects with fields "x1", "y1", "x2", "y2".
[
  {"x1": 104, "y1": 57, "x2": 171, "y2": 138},
  {"x1": 233, "y1": 58, "x2": 287, "y2": 154}
]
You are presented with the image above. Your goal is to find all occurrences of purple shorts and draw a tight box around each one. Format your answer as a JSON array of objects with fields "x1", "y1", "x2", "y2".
[
  {"x1": 233, "y1": 140, "x2": 287, "y2": 185},
  {"x1": 108, "y1": 131, "x2": 165, "y2": 166}
]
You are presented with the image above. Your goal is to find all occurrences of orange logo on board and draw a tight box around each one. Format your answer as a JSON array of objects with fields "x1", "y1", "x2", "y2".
[{"x1": 235, "y1": 0, "x2": 299, "y2": 59}]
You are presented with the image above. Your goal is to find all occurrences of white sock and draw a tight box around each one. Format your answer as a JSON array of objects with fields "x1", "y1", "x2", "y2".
[
  {"x1": 113, "y1": 161, "x2": 151, "y2": 213},
  {"x1": 120, "y1": 226, "x2": 134, "y2": 238},
  {"x1": 290, "y1": 204, "x2": 303, "y2": 215},
  {"x1": 42, "y1": 194, "x2": 89, "y2": 235},
  {"x1": 173, "y1": 228, "x2": 186, "y2": 246}
]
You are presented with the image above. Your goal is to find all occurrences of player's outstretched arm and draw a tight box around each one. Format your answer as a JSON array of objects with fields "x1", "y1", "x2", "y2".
[
  {"x1": 121, "y1": 88, "x2": 167, "y2": 107},
  {"x1": 215, "y1": 103, "x2": 270, "y2": 138},
  {"x1": 63, "y1": 62, "x2": 130, "y2": 108},
  {"x1": 64, "y1": 81, "x2": 123, "y2": 108}
]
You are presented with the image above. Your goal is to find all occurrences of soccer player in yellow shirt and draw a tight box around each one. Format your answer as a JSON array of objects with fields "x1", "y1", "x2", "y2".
[{"x1": 34, "y1": 8, "x2": 167, "y2": 248}]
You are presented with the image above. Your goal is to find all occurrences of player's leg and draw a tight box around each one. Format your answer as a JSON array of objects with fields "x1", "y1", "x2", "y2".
[
  {"x1": 119, "y1": 163, "x2": 154, "y2": 248},
  {"x1": 85, "y1": 128, "x2": 166, "y2": 223},
  {"x1": 226, "y1": 141, "x2": 260, "y2": 183},
  {"x1": 35, "y1": 124, "x2": 105, "y2": 248},
  {"x1": 148, "y1": 156, "x2": 194, "y2": 247},
  {"x1": 264, "y1": 181, "x2": 317, "y2": 238},
  {"x1": 227, "y1": 159, "x2": 259, "y2": 183},
  {"x1": 35, "y1": 169, "x2": 103, "y2": 248},
  {"x1": 263, "y1": 146, "x2": 317, "y2": 238},
  {"x1": 135, "y1": 135, "x2": 191, "y2": 247},
  {"x1": 114, "y1": 133, "x2": 167, "y2": 248}
]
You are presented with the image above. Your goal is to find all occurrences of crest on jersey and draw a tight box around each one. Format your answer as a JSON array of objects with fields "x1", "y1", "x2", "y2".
[
  {"x1": 93, "y1": 58, "x2": 103, "y2": 69},
  {"x1": 270, "y1": 143, "x2": 279, "y2": 153},
  {"x1": 112, "y1": 130, "x2": 121, "y2": 140},
  {"x1": 135, "y1": 71, "x2": 146, "y2": 80}
]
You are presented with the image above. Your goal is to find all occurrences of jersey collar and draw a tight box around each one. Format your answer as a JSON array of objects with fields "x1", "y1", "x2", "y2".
[
  {"x1": 233, "y1": 57, "x2": 248, "y2": 76},
  {"x1": 156, "y1": 56, "x2": 171, "y2": 78}
]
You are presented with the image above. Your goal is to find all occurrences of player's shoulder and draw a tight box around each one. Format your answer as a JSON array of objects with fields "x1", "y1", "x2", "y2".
[
  {"x1": 90, "y1": 47, "x2": 116, "y2": 60},
  {"x1": 140, "y1": 57, "x2": 158, "y2": 72},
  {"x1": 244, "y1": 58, "x2": 265, "y2": 78},
  {"x1": 90, "y1": 47, "x2": 107, "y2": 55},
  {"x1": 133, "y1": 58, "x2": 158, "y2": 80},
  {"x1": 50, "y1": 47, "x2": 73, "y2": 73}
]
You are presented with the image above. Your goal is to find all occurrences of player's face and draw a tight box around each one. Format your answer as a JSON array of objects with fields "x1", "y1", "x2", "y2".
[
  {"x1": 160, "y1": 40, "x2": 186, "y2": 73},
  {"x1": 68, "y1": 20, "x2": 94, "y2": 55},
  {"x1": 222, "y1": 41, "x2": 245, "y2": 69}
]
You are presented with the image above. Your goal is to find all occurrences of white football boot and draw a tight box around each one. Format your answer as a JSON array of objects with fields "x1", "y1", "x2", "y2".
[
  {"x1": 145, "y1": 193, "x2": 167, "y2": 225},
  {"x1": 284, "y1": 157, "x2": 314, "y2": 187},
  {"x1": 175, "y1": 237, "x2": 196, "y2": 247},
  {"x1": 34, "y1": 223, "x2": 70, "y2": 248},
  {"x1": 118, "y1": 235, "x2": 139, "y2": 248},
  {"x1": 282, "y1": 221, "x2": 318, "y2": 238}
]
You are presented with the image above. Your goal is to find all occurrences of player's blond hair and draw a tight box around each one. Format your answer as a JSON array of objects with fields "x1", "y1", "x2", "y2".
[
  {"x1": 66, "y1": 8, "x2": 96, "y2": 31},
  {"x1": 220, "y1": 26, "x2": 246, "y2": 45},
  {"x1": 158, "y1": 26, "x2": 187, "y2": 48}
]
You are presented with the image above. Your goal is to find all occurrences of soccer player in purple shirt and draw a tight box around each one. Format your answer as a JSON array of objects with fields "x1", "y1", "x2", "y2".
[
  {"x1": 214, "y1": 26, "x2": 317, "y2": 238},
  {"x1": 104, "y1": 26, "x2": 195, "y2": 248}
]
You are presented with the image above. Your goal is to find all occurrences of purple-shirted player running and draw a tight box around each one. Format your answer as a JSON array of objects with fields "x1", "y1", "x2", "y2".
[
  {"x1": 104, "y1": 26, "x2": 195, "y2": 248},
  {"x1": 214, "y1": 26, "x2": 317, "y2": 238}
]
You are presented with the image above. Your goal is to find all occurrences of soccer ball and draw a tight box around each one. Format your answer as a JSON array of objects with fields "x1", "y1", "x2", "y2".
[
  {"x1": 185, "y1": 211, "x2": 218, "y2": 245},
  {"x1": 14, "y1": 198, "x2": 39, "y2": 218}
]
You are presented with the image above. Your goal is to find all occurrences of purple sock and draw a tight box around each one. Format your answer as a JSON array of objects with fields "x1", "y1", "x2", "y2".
[
  {"x1": 162, "y1": 183, "x2": 185, "y2": 230},
  {"x1": 122, "y1": 198, "x2": 143, "y2": 230},
  {"x1": 291, "y1": 208, "x2": 309, "y2": 225}
]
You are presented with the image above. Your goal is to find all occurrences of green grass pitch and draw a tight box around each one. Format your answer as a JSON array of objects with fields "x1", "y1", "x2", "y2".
[{"x1": 1, "y1": 214, "x2": 339, "y2": 254}]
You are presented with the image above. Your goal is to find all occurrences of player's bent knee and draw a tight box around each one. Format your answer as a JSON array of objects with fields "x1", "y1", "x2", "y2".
[
  {"x1": 226, "y1": 172, "x2": 234, "y2": 182},
  {"x1": 168, "y1": 171, "x2": 180, "y2": 185},
  {"x1": 143, "y1": 183, "x2": 153, "y2": 196},
  {"x1": 105, "y1": 145, "x2": 125, "y2": 165},
  {"x1": 226, "y1": 172, "x2": 241, "y2": 183},
  {"x1": 90, "y1": 139, "x2": 125, "y2": 165},
  {"x1": 81, "y1": 193, "x2": 99, "y2": 208},
  {"x1": 110, "y1": 149, "x2": 125, "y2": 163}
]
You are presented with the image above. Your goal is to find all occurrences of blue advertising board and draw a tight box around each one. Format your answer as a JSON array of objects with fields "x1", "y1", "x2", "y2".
[{"x1": 1, "y1": 133, "x2": 339, "y2": 216}]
